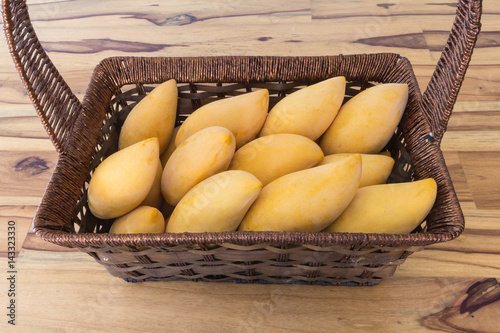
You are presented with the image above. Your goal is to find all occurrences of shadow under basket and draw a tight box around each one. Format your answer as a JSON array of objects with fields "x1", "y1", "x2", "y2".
[{"x1": 3, "y1": 0, "x2": 482, "y2": 285}]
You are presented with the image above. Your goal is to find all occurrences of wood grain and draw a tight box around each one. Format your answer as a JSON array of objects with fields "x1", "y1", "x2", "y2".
[
  {"x1": 1, "y1": 0, "x2": 499, "y2": 332},
  {"x1": 11, "y1": 248, "x2": 500, "y2": 333},
  {"x1": 459, "y1": 152, "x2": 500, "y2": 210},
  {"x1": 441, "y1": 151, "x2": 474, "y2": 204},
  {"x1": 0, "y1": 152, "x2": 56, "y2": 196}
]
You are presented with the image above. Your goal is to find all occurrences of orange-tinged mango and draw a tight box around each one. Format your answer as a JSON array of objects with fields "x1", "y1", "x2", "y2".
[
  {"x1": 175, "y1": 89, "x2": 269, "y2": 148},
  {"x1": 88, "y1": 138, "x2": 160, "y2": 219},
  {"x1": 166, "y1": 170, "x2": 262, "y2": 233},
  {"x1": 118, "y1": 79, "x2": 178, "y2": 154},
  {"x1": 320, "y1": 83, "x2": 408, "y2": 154},
  {"x1": 229, "y1": 133, "x2": 324, "y2": 186},
  {"x1": 318, "y1": 153, "x2": 394, "y2": 187},
  {"x1": 324, "y1": 178, "x2": 437, "y2": 234},
  {"x1": 238, "y1": 154, "x2": 361, "y2": 232},
  {"x1": 161, "y1": 126, "x2": 236, "y2": 206},
  {"x1": 109, "y1": 206, "x2": 165, "y2": 234},
  {"x1": 260, "y1": 77, "x2": 346, "y2": 141}
]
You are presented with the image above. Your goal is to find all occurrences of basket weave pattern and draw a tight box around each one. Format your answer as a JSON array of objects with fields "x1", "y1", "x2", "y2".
[{"x1": 2, "y1": 0, "x2": 482, "y2": 285}]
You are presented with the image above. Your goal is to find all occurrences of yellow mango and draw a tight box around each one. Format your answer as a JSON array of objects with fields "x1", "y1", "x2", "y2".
[
  {"x1": 324, "y1": 178, "x2": 437, "y2": 234},
  {"x1": 175, "y1": 89, "x2": 269, "y2": 148},
  {"x1": 109, "y1": 206, "x2": 165, "y2": 234},
  {"x1": 318, "y1": 153, "x2": 394, "y2": 187},
  {"x1": 160, "y1": 126, "x2": 180, "y2": 168},
  {"x1": 161, "y1": 126, "x2": 236, "y2": 206},
  {"x1": 140, "y1": 159, "x2": 163, "y2": 209},
  {"x1": 320, "y1": 83, "x2": 408, "y2": 154},
  {"x1": 88, "y1": 138, "x2": 159, "y2": 219},
  {"x1": 259, "y1": 76, "x2": 346, "y2": 141},
  {"x1": 238, "y1": 154, "x2": 361, "y2": 232},
  {"x1": 166, "y1": 170, "x2": 262, "y2": 233},
  {"x1": 118, "y1": 79, "x2": 178, "y2": 154},
  {"x1": 229, "y1": 133, "x2": 324, "y2": 186}
]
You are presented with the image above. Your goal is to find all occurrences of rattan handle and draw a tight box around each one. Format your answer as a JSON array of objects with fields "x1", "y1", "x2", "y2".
[
  {"x1": 2, "y1": 0, "x2": 82, "y2": 154},
  {"x1": 421, "y1": 0, "x2": 482, "y2": 144}
]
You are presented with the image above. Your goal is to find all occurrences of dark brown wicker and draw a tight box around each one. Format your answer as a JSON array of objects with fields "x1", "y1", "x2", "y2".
[{"x1": 2, "y1": 0, "x2": 482, "y2": 285}]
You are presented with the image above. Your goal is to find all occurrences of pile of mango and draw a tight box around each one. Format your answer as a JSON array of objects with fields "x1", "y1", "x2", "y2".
[{"x1": 87, "y1": 77, "x2": 437, "y2": 235}]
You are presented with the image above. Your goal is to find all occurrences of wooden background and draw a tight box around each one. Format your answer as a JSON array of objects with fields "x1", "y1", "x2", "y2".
[{"x1": 1, "y1": 0, "x2": 499, "y2": 332}]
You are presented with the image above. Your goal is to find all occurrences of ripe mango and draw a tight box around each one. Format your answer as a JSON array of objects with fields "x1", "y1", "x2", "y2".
[
  {"x1": 228, "y1": 133, "x2": 324, "y2": 186},
  {"x1": 175, "y1": 89, "x2": 269, "y2": 148},
  {"x1": 324, "y1": 178, "x2": 437, "y2": 234},
  {"x1": 238, "y1": 154, "x2": 361, "y2": 232},
  {"x1": 109, "y1": 206, "x2": 165, "y2": 234},
  {"x1": 118, "y1": 79, "x2": 178, "y2": 154},
  {"x1": 166, "y1": 170, "x2": 262, "y2": 233},
  {"x1": 161, "y1": 126, "x2": 236, "y2": 206},
  {"x1": 88, "y1": 138, "x2": 160, "y2": 219},
  {"x1": 320, "y1": 83, "x2": 408, "y2": 154},
  {"x1": 140, "y1": 159, "x2": 163, "y2": 209},
  {"x1": 259, "y1": 76, "x2": 346, "y2": 141},
  {"x1": 318, "y1": 153, "x2": 394, "y2": 187}
]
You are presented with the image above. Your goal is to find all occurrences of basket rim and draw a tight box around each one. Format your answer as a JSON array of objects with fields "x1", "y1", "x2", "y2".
[
  {"x1": 92, "y1": 53, "x2": 406, "y2": 83},
  {"x1": 34, "y1": 228, "x2": 462, "y2": 249}
]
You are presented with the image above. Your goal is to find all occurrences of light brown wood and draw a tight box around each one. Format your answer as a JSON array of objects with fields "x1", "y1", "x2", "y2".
[{"x1": 1, "y1": 0, "x2": 499, "y2": 332}]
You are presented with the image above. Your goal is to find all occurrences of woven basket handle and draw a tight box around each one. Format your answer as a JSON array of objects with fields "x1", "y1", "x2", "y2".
[
  {"x1": 2, "y1": 0, "x2": 82, "y2": 154},
  {"x1": 421, "y1": 0, "x2": 482, "y2": 144}
]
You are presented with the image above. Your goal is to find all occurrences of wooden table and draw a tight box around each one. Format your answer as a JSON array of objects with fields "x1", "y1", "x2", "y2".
[{"x1": 1, "y1": 1, "x2": 499, "y2": 332}]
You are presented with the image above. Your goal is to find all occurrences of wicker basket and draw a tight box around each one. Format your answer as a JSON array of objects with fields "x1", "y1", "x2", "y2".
[{"x1": 3, "y1": 0, "x2": 482, "y2": 285}]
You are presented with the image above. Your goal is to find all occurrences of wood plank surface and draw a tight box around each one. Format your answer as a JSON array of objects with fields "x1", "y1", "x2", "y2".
[
  {"x1": 1, "y1": 0, "x2": 499, "y2": 332},
  {"x1": 13, "y1": 249, "x2": 500, "y2": 333}
]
